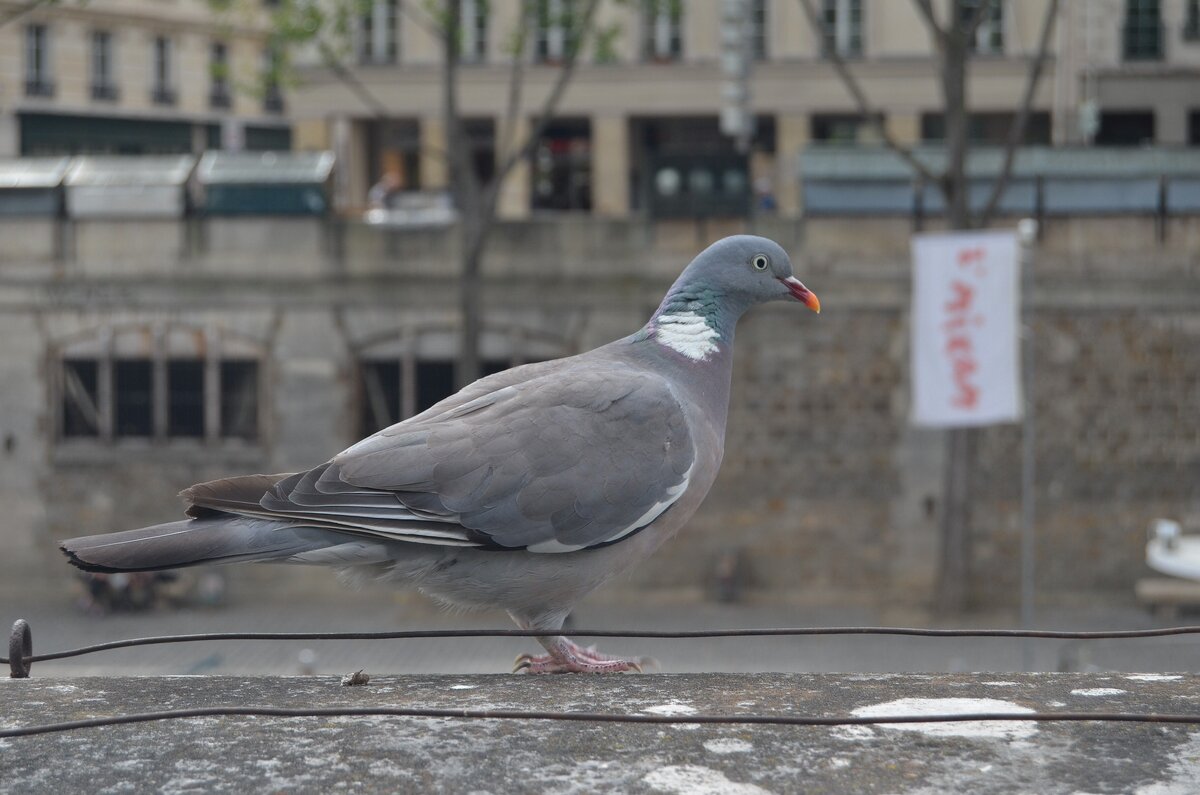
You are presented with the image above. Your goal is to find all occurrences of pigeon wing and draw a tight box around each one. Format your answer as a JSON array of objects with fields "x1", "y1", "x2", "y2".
[{"x1": 329, "y1": 363, "x2": 697, "y2": 553}]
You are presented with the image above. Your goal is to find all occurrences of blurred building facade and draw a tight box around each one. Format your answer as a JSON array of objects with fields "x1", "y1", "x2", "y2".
[
  {"x1": 288, "y1": 0, "x2": 1200, "y2": 216},
  {"x1": 1, "y1": 211, "x2": 1196, "y2": 609},
  {"x1": 0, "y1": 0, "x2": 290, "y2": 157},
  {"x1": 1, "y1": 1, "x2": 1198, "y2": 612}
]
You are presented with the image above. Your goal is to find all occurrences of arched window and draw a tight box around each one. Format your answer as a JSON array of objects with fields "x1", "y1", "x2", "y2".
[
  {"x1": 355, "y1": 325, "x2": 563, "y2": 437},
  {"x1": 54, "y1": 323, "x2": 264, "y2": 445}
]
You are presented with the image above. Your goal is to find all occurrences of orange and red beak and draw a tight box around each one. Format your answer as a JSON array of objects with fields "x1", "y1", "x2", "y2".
[{"x1": 780, "y1": 276, "x2": 821, "y2": 313}]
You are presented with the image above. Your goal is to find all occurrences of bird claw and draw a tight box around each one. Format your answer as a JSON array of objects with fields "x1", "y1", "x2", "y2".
[{"x1": 512, "y1": 641, "x2": 651, "y2": 674}]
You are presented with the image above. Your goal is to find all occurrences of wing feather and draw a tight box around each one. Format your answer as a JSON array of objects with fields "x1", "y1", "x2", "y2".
[{"x1": 180, "y1": 359, "x2": 696, "y2": 553}]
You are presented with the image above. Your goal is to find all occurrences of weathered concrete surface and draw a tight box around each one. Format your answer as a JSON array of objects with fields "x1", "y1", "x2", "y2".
[{"x1": 2, "y1": 673, "x2": 1198, "y2": 793}]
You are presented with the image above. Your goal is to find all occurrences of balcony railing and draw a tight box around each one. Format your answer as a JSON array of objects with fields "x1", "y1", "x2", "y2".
[
  {"x1": 1123, "y1": 22, "x2": 1164, "y2": 61},
  {"x1": 151, "y1": 86, "x2": 177, "y2": 106},
  {"x1": 24, "y1": 79, "x2": 55, "y2": 98},
  {"x1": 263, "y1": 88, "x2": 284, "y2": 114},
  {"x1": 209, "y1": 89, "x2": 232, "y2": 110},
  {"x1": 91, "y1": 83, "x2": 119, "y2": 102}
]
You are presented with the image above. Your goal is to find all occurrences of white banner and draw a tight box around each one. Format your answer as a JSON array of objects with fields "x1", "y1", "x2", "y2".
[{"x1": 911, "y1": 230, "x2": 1022, "y2": 428}]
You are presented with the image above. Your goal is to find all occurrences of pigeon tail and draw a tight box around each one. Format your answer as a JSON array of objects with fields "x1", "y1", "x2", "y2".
[{"x1": 60, "y1": 515, "x2": 348, "y2": 574}]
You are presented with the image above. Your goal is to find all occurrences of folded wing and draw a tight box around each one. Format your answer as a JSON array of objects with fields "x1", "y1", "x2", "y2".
[{"x1": 183, "y1": 362, "x2": 696, "y2": 554}]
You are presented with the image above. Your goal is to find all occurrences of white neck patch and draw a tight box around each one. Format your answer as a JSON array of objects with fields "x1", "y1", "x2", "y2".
[{"x1": 655, "y1": 311, "x2": 720, "y2": 361}]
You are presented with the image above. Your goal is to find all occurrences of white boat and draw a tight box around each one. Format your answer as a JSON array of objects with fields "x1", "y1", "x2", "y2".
[{"x1": 1146, "y1": 519, "x2": 1200, "y2": 581}]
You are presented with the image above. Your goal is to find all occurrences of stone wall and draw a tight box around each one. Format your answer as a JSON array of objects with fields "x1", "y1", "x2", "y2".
[{"x1": 1, "y1": 215, "x2": 1196, "y2": 609}]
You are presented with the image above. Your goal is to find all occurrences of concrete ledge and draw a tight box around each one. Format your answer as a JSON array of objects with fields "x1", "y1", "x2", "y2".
[{"x1": 2, "y1": 673, "x2": 1198, "y2": 793}]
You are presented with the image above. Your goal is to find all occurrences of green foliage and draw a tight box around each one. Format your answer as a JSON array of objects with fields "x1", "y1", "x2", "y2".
[{"x1": 592, "y1": 22, "x2": 621, "y2": 64}]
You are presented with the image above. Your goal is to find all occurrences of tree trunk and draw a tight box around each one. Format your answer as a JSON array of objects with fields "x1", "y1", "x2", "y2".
[
  {"x1": 935, "y1": 15, "x2": 975, "y2": 616},
  {"x1": 940, "y1": 32, "x2": 971, "y2": 231},
  {"x1": 457, "y1": 215, "x2": 487, "y2": 388}
]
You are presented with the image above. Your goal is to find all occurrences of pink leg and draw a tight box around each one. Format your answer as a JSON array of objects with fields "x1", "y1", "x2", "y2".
[{"x1": 513, "y1": 636, "x2": 655, "y2": 674}]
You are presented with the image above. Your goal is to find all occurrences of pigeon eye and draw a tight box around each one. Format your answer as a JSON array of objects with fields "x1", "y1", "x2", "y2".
[{"x1": 752, "y1": 254, "x2": 769, "y2": 271}]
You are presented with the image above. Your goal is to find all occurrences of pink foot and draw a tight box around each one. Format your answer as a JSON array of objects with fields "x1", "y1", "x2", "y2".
[{"x1": 513, "y1": 637, "x2": 655, "y2": 674}]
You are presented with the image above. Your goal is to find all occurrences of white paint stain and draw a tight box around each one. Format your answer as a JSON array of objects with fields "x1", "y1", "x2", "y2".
[
  {"x1": 1134, "y1": 732, "x2": 1200, "y2": 795},
  {"x1": 1125, "y1": 674, "x2": 1184, "y2": 682},
  {"x1": 851, "y1": 697, "x2": 1037, "y2": 739},
  {"x1": 448, "y1": 684, "x2": 478, "y2": 690},
  {"x1": 643, "y1": 765, "x2": 772, "y2": 795},
  {"x1": 644, "y1": 702, "x2": 698, "y2": 716},
  {"x1": 655, "y1": 311, "x2": 720, "y2": 361},
  {"x1": 1070, "y1": 688, "x2": 1127, "y2": 697},
  {"x1": 832, "y1": 725, "x2": 877, "y2": 741},
  {"x1": 829, "y1": 757, "x2": 851, "y2": 769},
  {"x1": 703, "y1": 738, "x2": 753, "y2": 754},
  {"x1": 982, "y1": 681, "x2": 1019, "y2": 687}
]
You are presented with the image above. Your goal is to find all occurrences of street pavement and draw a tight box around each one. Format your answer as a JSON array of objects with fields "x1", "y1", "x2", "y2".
[{"x1": 4, "y1": 569, "x2": 1196, "y2": 678}]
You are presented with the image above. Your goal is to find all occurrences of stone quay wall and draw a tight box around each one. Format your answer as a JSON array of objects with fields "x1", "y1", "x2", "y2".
[{"x1": 0, "y1": 214, "x2": 1196, "y2": 609}]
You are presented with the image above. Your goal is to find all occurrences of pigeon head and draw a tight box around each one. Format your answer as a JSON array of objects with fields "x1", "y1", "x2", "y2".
[
  {"x1": 679, "y1": 235, "x2": 820, "y2": 314},
  {"x1": 644, "y1": 235, "x2": 820, "y2": 362}
]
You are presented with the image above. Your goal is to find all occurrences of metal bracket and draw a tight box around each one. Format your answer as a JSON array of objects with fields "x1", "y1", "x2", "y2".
[{"x1": 9, "y1": 619, "x2": 31, "y2": 678}]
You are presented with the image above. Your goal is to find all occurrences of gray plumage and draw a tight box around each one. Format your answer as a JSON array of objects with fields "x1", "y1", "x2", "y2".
[{"x1": 61, "y1": 234, "x2": 820, "y2": 672}]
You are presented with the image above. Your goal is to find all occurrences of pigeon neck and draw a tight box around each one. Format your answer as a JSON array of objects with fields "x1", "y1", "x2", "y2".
[{"x1": 640, "y1": 283, "x2": 747, "y2": 364}]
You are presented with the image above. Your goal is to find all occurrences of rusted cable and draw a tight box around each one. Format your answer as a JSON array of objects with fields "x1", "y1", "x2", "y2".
[
  {"x1": 2, "y1": 705, "x2": 1200, "y2": 739},
  {"x1": 5, "y1": 623, "x2": 1200, "y2": 668}
]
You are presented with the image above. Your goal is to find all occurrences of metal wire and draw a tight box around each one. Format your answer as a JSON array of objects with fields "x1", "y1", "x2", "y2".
[
  {"x1": 4, "y1": 618, "x2": 1198, "y2": 739},
  {"x1": 4, "y1": 624, "x2": 1200, "y2": 666},
  {"x1": 3, "y1": 705, "x2": 1200, "y2": 740}
]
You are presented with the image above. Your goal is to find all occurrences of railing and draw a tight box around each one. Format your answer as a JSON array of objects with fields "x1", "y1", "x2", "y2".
[
  {"x1": 209, "y1": 88, "x2": 232, "y2": 110},
  {"x1": 151, "y1": 86, "x2": 177, "y2": 106},
  {"x1": 24, "y1": 78, "x2": 55, "y2": 98},
  {"x1": 90, "y1": 83, "x2": 119, "y2": 102},
  {"x1": 4, "y1": 617, "x2": 1199, "y2": 739}
]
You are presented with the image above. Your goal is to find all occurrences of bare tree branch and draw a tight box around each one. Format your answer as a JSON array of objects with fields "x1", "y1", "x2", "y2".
[
  {"x1": 317, "y1": 40, "x2": 391, "y2": 119},
  {"x1": 442, "y1": 0, "x2": 480, "y2": 209},
  {"x1": 498, "y1": 19, "x2": 531, "y2": 168},
  {"x1": 910, "y1": 0, "x2": 947, "y2": 48},
  {"x1": 977, "y1": 0, "x2": 1058, "y2": 225},
  {"x1": 493, "y1": 0, "x2": 600, "y2": 187},
  {"x1": 398, "y1": 0, "x2": 444, "y2": 41},
  {"x1": 797, "y1": 0, "x2": 940, "y2": 185},
  {"x1": 0, "y1": 0, "x2": 55, "y2": 29},
  {"x1": 963, "y1": 0, "x2": 997, "y2": 40}
]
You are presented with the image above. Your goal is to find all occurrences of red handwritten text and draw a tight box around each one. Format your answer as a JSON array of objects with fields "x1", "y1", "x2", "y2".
[{"x1": 942, "y1": 247, "x2": 987, "y2": 410}]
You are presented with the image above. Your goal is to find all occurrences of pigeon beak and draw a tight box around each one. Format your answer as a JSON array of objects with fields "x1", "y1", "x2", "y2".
[{"x1": 780, "y1": 276, "x2": 821, "y2": 314}]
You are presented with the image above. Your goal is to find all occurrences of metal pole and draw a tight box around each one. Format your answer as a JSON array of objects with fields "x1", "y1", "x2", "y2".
[{"x1": 1018, "y1": 218, "x2": 1038, "y2": 671}]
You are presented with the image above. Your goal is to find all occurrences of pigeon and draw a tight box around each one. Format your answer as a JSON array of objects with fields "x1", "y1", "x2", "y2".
[{"x1": 60, "y1": 235, "x2": 820, "y2": 673}]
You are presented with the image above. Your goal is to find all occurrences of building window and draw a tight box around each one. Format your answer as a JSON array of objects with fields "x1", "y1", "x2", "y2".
[
  {"x1": 1185, "y1": 0, "x2": 1199, "y2": 41},
  {"x1": 56, "y1": 326, "x2": 262, "y2": 445},
  {"x1": 25, "y1": 24, "x2": 54, "y2": 97},
  {"x1": 1123, "y1": 0, "x2": 1163, "y2": 60},
  {"x1": 152, "y1": 36, "x2": 176, "y2": 105},
  {"x1": 356, "y1": 328, "x2": 560, "y2": 437},
  {"x1": 536, "y1": 0, "x2": 580, "y2": 63},
  {"x1": 821, "y1": 0, "x2": 863, "y2": 58},
  {"x1": 359, "y1": 0, "x2": 398, "y2": 64},
  {"x1": 532, "y1": 119, "x2": 591, "y2": 211},
  {"x1": 462, "y1": 0, "x2": 488, "y2": 62},
  {"x1": 811, "y1": 113, "x2": 884, "y2": 144},
  {"x1": 749, "y1": 0, "x2": 768, "y2": 60},
  {"x1": 210, "y1": 42, "x2": 231, "y2": 109},
  {"x1": 642, "y1": 0, "x2": 682, "y2": 62},
  {"x1": 91, "y1": 31, "x2": 118, "y2": 101},
  {"x1": 262, "y1": 42, "x2": 284, "y2": 113},
  {"x1": 1189, "y1": 110, "x2": 1200, "y2": 145},
  {"x1": 1095, "y1": 110, "x2": 1155, "y2": 146},
  {"x1": 961, "y1": 0, "x2": 1003, "y2": 54},
  {"x1": 920, "y1": 111, "x2": 1051, "y2": 145}
]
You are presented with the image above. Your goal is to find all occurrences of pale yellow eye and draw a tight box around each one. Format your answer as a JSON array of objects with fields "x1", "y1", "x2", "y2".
[{"x1": 752, "y1": 254, "x2": 769, "y2": 271}]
